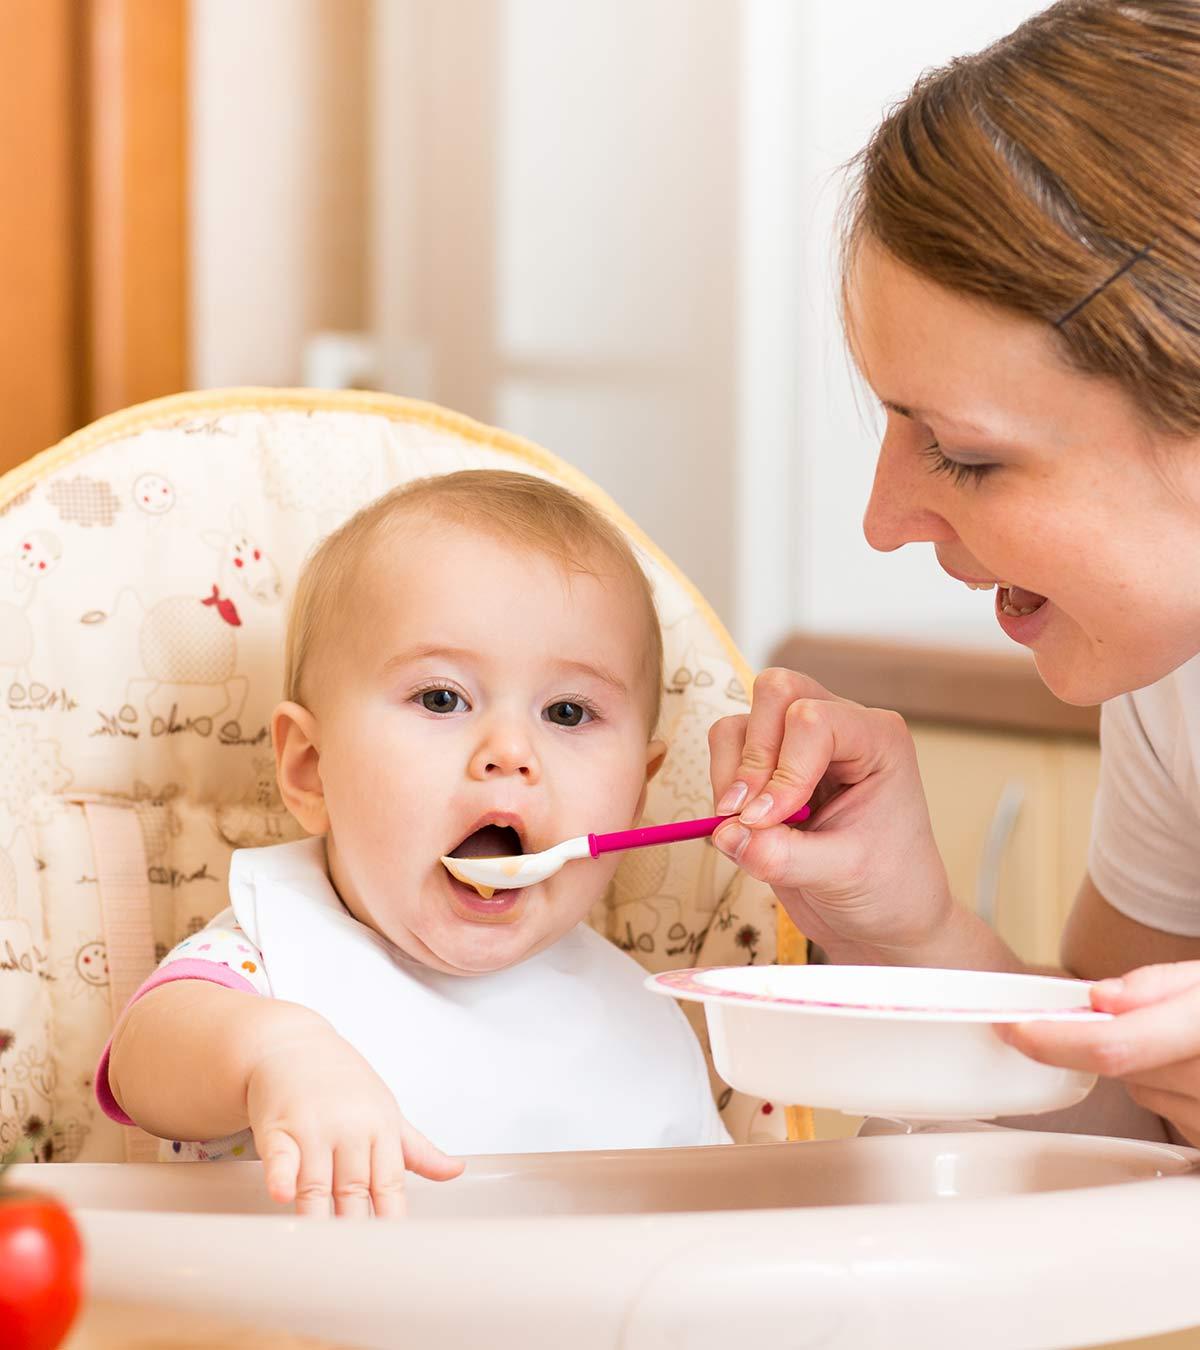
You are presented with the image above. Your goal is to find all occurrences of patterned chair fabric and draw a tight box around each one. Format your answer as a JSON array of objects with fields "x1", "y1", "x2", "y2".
[{"x1": 0, "y1": 389, "x2": 810, "y2": 1162}]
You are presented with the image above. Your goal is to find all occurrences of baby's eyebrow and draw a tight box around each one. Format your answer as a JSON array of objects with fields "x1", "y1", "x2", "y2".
[
  {"x1": 379, "y1": 647, "x2": 629, "y2": 696},
  {"x1": 552, "y1": 658, "x2": 629, "y2": 697},
  {"x1": 380, "y1": 644, "x2": 476, "y2": 676}
]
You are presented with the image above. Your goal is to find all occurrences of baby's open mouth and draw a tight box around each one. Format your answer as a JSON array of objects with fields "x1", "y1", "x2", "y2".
[
  {"x1": 447, "y1": 823, "x2": 524, "y2": 860},
  {"x1": 444, "y1": 821, "x2": 528, "y2": 910}
]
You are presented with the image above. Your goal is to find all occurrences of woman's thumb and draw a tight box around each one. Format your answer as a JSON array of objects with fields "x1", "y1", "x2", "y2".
[{"x1": 1091, "y1": 960, "x2": 1200, "y2": 1013}]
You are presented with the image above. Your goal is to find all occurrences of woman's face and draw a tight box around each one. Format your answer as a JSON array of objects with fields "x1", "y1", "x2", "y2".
[{"x1": 849, "y1": 239, "x2": 1200, "y2": 705}]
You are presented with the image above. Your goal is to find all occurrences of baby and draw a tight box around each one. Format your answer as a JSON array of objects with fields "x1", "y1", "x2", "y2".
[{"x1": 99, "y1": 470, "x2": 728, "y2": 1216}]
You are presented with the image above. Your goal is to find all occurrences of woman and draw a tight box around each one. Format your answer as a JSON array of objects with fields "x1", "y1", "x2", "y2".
[{"x1": 712, "y1": 0, "x2": 1200, "y2": 1144}]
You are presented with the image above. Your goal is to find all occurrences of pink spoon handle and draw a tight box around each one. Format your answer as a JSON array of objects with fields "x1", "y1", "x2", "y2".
[{"x1": 588, "y1": 804, "x2": 811, "y2": 858}]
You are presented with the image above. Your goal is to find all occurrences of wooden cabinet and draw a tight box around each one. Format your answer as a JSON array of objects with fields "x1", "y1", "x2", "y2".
[{"x1": 911, "y1": 724, "x2": 1100, "y2": 967}]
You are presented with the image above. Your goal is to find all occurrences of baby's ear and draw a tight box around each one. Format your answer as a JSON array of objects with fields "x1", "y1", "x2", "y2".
[
  {"x1": 271, "y1": 701, "x2": 329, "y2": 836},
  {"x1": 645, "y1": 738, "x2": 668, "y2": 781},
  {"x1": 634, "y1": 740, "x2": 668, "y2": 821}
]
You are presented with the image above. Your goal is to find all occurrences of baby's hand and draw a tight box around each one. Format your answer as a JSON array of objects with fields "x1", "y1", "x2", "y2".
[{"x1": 245, "y1": 1020, "x2": 463, "y2": 1218}]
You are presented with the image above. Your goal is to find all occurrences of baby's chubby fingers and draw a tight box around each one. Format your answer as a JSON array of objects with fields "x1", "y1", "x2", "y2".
[
  {"x1": 260, "y1": 1128, "x2": 303, "y2": 1207},
  {"x1": 711, "y1": 669, "x2": 843, "y2": 817},
  {"x1": 369, "y1": 1134, "x2": 409, "y2": 1219},
  {"x1": 332, "y1": 1138, "x2": 374, "y2": 1219},
  {"x1": 399, "y1": 1117, "x2": 464, "y2": 1183},
  {"x1": 293, "y1": 1135, "x2": 336, "y2": 1218}
]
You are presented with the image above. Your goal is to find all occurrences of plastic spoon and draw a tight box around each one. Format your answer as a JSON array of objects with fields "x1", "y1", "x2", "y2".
[{"x1": 442, "y1": 804, "x2": 812, "y2": 896}]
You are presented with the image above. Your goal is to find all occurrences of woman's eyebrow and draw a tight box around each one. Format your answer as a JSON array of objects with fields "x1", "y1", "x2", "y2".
[{"x1": 882, "y1": 400, "x2": 998, "y2": 439}]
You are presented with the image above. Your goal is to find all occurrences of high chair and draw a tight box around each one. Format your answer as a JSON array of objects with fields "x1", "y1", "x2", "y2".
[
  {"x1": 0, "y1": 387, "x2": 812, "y2": 1164},
  {"x1": 11, "y1": 391, "x2": 1200, "y2": 1350}
]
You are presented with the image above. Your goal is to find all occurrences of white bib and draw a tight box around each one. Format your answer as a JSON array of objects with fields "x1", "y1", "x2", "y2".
[{"x1": 228, "y1": 839, "x2": 728, "y2": 1156}]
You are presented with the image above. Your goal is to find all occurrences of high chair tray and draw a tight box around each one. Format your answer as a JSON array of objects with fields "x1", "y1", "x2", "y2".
[{"x1": 16, "y1": 1130, "x2": 1200, "y2": 1349}]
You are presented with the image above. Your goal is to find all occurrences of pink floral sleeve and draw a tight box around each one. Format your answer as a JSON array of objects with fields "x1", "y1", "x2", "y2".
[{"x1": 94, "y1": 911, "x2": 271, "y2": 1162}]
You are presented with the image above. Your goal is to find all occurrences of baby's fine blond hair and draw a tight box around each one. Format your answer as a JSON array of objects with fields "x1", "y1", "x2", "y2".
[{"x1": 283, "y1": 469, "x2": 664, "y2": 729}]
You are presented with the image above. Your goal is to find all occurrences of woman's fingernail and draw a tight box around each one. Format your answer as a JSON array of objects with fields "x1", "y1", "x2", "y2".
[
  {"x1": 740, "y1": 793, "x2": 773, "y2": 826},
  {"x1": 717, "y1": 782, "x2": 748, "y2": 814},
  {"x1": 715, "y1": 823, "x2": 750, "y2": 861}
]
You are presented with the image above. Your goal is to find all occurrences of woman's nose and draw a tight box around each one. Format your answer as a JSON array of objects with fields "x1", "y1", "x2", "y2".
[
  {"x1": 468, "y1": 717, "x2": 540, "y2": 783},
  {"x1": 862, "y1": 425, "x2": 957, "y2": 553}
]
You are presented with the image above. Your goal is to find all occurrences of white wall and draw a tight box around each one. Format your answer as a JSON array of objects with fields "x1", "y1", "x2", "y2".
[
  {"x1": 782, "y1": 0, "x2": 1050, "y2": 655},
  {"x1": 192, "y1": 0, "x2": 1052, "y2": 664},
  {"x1": 189, "y1": 0, "x2": 367, "y2": 390},
  {"x1": 372, "y1": 0, "x2": 741, "y2": 625}
]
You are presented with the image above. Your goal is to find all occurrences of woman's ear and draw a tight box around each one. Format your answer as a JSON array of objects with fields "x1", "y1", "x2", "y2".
[{"x1": 272, "y1": 701, "x2": 329, "y2": 835}]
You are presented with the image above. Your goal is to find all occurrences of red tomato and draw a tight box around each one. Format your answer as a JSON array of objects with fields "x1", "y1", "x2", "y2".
[{"x1": 0, "y1": 1192, "x2": 83, "y2": 1350}]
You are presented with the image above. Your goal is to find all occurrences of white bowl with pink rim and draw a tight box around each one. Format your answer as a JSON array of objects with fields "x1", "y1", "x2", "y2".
[{"x1": 648, "y1": 964, "x2": 1110, "y2": 1119}]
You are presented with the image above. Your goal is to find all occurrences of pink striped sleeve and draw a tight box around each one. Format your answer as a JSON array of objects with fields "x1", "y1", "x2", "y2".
[{"x1": 95, "y1": 959, "x2": 260, "y2": 1126}]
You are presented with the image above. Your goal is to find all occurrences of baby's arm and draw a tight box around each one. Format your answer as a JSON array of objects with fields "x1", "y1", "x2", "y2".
[
  {"x1": 107, "y1": 978, "x2": 462, "y2": 1216},
  {"x1": 107, "y1": 979, "x2": 321, "y2": 1141}
]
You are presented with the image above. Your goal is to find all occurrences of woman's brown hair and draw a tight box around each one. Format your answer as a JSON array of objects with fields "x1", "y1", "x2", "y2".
[{"x1": 843, "y1": 0, "x2": 1200, "y2": 434}]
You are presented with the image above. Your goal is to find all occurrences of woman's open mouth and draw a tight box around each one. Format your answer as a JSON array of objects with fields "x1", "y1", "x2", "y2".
[
  {"x1": 946, "y1": 564, "x2": 1051, "y2": 646},
  {"x1": 992, "y1": 582, "x2": 1051, "y2": 647},
  {"x1": 996, "y1": 583, "x2": 1047, "y2": 618}
]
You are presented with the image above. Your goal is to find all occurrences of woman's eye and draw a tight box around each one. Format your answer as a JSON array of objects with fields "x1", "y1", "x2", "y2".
[
  {"x1": 544, "y1": 701, "x2": 592, "y2": 727},
  {"x1": 418, "y1": 688, "x2": 468, "y2": 714},
  {"x1": 920, "y1": 440, "x2": 994, "y2": 487}
]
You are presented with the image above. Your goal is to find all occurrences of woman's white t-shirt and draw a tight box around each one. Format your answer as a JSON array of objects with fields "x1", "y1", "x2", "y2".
[{"x1": 1089, "y1": 653, "x2": 1200, "y2": 935}]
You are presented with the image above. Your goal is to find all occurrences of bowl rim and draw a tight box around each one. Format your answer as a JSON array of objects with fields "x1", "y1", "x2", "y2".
[{"x1": 646, "y1": 965, "x2": 1113, "y2": 1024}]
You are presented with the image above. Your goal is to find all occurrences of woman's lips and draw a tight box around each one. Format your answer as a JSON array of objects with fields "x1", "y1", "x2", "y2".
[{"x1": 994, "y1": 588, "x2": 1052, "y2": 646}]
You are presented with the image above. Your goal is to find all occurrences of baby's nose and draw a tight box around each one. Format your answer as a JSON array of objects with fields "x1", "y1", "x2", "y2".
[{"x1": 468, "y1": 725, "x2": 540, "y2": 782}]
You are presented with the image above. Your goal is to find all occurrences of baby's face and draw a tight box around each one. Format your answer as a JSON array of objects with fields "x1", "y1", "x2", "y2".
[{"x1": 308, "y1": 520, "x2": 662, "y2": 975}]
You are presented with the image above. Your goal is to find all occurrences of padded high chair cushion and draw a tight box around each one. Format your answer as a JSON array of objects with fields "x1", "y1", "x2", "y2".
[{"x1": 0, "y1": 390, "x2": 808, "y2": 1161}]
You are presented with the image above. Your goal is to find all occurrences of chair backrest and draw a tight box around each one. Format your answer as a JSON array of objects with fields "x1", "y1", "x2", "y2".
[{"x1": 0, "y1": 389, "x2": 810, "y2": 1161}]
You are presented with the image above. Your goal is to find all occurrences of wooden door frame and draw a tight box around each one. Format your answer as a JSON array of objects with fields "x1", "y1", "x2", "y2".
[
  {"x1": 0, "y1": 0, "x2": 188, "y2": 473},
  {"x1": 85, "y1": 0, "x2": 189, "y2": 421}
]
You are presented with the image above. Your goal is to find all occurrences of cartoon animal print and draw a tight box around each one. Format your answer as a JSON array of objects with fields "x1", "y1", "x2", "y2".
[
  {"x1": 48, "y1": 1115, "x2": 87, "y2": 1163},
  {"x1": 606, "y1": 834, "x2": 673, "y2": 954},
  {"x1": 200, "y1": 507, "x2": 283, "y2": 609},
  {"x1": 0, "y1": 827, "x2": 35, "y2": 920},
  {"x1": 46, "y1": 475, "x2": 121, "y2": 528},
  {"x1": 215, "y1": 754, "x2": 295, "y2": 847},
  {"x1": 0, "y1": 842, "x2": 16, "y2": 919},
  {"x1": 87, "y1": 511, "x2": 281, "y2": 734},
  {"x1": 0, "y1": 531, "x2": 61, "y2": 694},
  {"x1": 256, "y1": 414, "x2": 376, "y2": 526},
  {"x1": 131, "y1": 781, "x2": 182, "y2": 862},
  {"x1": 0, "y1": 718, "x2": 71, "y2": 823}
]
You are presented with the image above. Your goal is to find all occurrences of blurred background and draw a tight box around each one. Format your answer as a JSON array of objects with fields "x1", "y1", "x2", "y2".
[
  {"x1": 1, "y1": 0, "x2": 1110, "y2": 1010},
  {"x1": 2, "y1": 0, "x2": 1046, "y2": 665}
]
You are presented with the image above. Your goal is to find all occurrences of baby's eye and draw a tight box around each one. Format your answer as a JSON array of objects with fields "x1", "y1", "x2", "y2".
[
  {"x1": 544, "y1": 700, "x2": 592, "y2": 727},
  {"x1": 418, "y1": 688, "x2": 468, "y2": 714}
]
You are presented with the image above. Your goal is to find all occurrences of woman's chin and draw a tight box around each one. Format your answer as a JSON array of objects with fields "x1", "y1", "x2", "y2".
[
  {"x1": 1031, "y1": 647, "x2": 1119, "y2": 705},
  {"x1": 1032, "y1": 643, "x2": 1176, "y2": 707}
]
